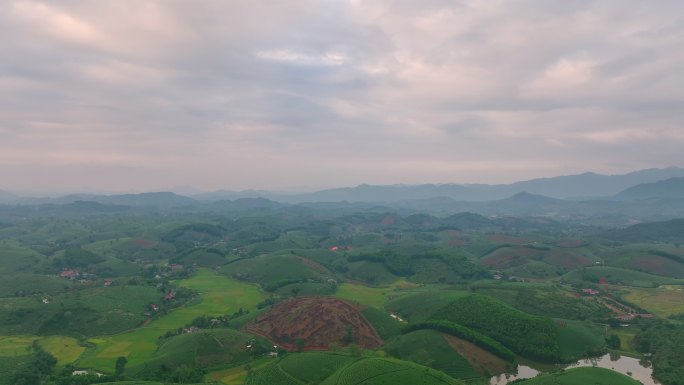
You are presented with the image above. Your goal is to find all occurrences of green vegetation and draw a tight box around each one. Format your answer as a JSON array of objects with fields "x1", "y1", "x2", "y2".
[
  {"x1": 431, "y1": 294, "x2": 561, "y2": 360},
  {"x1": 384, "y1": 329, "x2": 480, "y2": 379},
  {"x1": 130, "y1": 329, "x2": 269, "y2": 375},
  {"x1": 221, "y1": 254, "x2": 333, "y2": 292},
  {"x1": 622, "y1": 285, "x2": 684, "y2": 317},
  {"x1": 246, "y1": 353, "x2": 463, "y2": 385},
  {"x1": 1, "y1": 203, "x2": 682, "y2": 384},
  {"x1": 563, "y1": 266, "x2": 684, "y2": 288},
  {"x1": 471, "y1": 283, "x2": 612, "y2": 320},
  {"x1": 0, "y1": 285, "x2": 162, "y2": 336},
  {"x1": 77, "y1": 270, "x2": 264, "y2": 372},
  {"x1": 385, "y1": 290, "x2": 470, "y2": 322},
  {"x1": 401, "y1": 321, "x2": 514, "y2": 361},
  {"x1": 515, "y1": 367, "x2": 641, "y2": 385},
  {"x1": 555, "y1": 319, "x2": 606, "y2": 361},
  {"x1": 635, "y1": 319, "x2": 684, "y2": 385},
  {"x1": 360, "y1": 307, "x2": 403, "y2": 340}
]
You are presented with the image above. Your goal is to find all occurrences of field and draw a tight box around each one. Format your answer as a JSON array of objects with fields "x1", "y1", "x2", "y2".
[
  {"x1": 335, "y1": 279, "x2": 422, "y2": 308},
  {"x1": 39, "y1": 336, "x2": 86, "y2": 366},
  {"x1": 335, "y1": 283, "x2": 391, "y2": 308},
  {"x1": 516, "y1": 367, "x2": 641, "y2": 385},
  {"x1": 245, "y1": 353, "x2": 463, "y2": 385},
  {"x1": 245, "y1": 297, "x2": 382, "y2": 350},
  {"x1": 0, "y1": 335, "x2": 85, "y2": 367},
  {"x1": 622, "y1": 285, "x2": 684, "y2": 317},
  {"x1": 77, "y1": 269, "x2": 264, "y2": 372},
  {"x1": 0, "y1": 336, "x2": 35, "y2": 356}
]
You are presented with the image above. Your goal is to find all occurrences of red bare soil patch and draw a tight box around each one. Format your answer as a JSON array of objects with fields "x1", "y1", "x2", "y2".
[
  {"x1": 448, "y1": 239, "x2": 466, "y2": 246},
  {"x1": 245, "y1": 297, "x2": 383, "y2": 350},
  {"x1": 381, "y1": 215, "x2": 396, "y2": 226},
  {"x1": 132, "y1": 239, "x2": 157, "y2": 248}
]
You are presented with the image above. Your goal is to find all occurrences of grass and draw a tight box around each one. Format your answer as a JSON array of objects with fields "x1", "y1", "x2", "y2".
[
  {"x1": 611, "y1": 326, "x2": 639, "y2": 354},
  {"x1": 515, "y1": 367, "x2": 641, "y2": 385},
  {"x1": 335, "y1": 279, "x2": 422, "y2": 308},
  {"x1": 0, "y1": 335, "x2": 85, "y2": 366},
  {"x1": 77, "y1": 269, "x2": 265, "y2": 373},
  {"x1": 555, "y1": 319, "x2": 606, "y2": 361},
  {"x1": 39, "y1": 336, "x2": 86, "y2": 366},
  {"x1": 336, "y1": 283, "x2": 389, "y2": 308},
  {"x1": 622, "y1": 285, "x2": 684, "y2": 317},
  {"x1": 0, "y1": 336, "x2": 36, "y2": 356}
]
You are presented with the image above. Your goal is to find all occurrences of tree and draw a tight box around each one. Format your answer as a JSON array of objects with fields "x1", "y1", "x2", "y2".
[
  {"x1": 295, "y1": 338, "x2": 305, "y2": 352},
  {"x1": 606, "y1": 334, "x2": 621, "y2": 350},
  {"x1": 115, "y1": 356, "x2": 128, "y2": 376}
]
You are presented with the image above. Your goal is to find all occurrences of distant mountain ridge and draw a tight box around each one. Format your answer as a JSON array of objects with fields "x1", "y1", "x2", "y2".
[
  {"x1": 193, "y1": 166, "x2": 684, "y2": 203},
  {"x1": 0, "y1": 190, "x2": 17, "y2": 203},
  {"x1": 614, "y1": 177, "x2": 684, "y2": 200},
  {"x1": 16, "y1": 191, "x2": 195, "y2": 207}
]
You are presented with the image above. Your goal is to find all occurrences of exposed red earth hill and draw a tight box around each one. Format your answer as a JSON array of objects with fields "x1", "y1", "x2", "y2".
[{"x1": 245, "y1": 297, "x2": 383, "y2": 350}]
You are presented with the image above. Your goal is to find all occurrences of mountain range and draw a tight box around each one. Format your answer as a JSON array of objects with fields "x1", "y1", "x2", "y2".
[
  {"x1": 190, "y1": 167, "x2": 684, "y2": 203},
  {"x1": 2, "y1": 167, "x2": 684, "y2": 225}
]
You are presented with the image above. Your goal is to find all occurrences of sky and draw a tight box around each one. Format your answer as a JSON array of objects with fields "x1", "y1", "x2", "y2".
[{"x1": 1, "y1": 0, "x2": 683, "y2": 194}]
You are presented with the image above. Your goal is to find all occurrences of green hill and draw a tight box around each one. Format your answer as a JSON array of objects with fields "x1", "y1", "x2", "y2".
[
  {"x1": 221, "y1": 254, "x2": 334, "y2": 291},
  {"x1": 129, "y1": 328, "x2": 269, "y2": 374},
  {"x1": 246, "y1": 352, "x2": 464, "y2": 385},
  {"x1": 430, "y1": 295, "x2": 558, "y2": 361},
  {"x1": 384, "y1": 329, "x2": 480, "y2": 380},
  {"x1": 515, "y1": 367, "x2": 641, "y2": 385}
]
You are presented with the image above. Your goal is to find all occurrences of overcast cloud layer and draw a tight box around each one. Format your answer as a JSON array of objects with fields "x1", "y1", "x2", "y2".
[{"x1": 1, "y1": 0, "x2": 683, "y2": 194}]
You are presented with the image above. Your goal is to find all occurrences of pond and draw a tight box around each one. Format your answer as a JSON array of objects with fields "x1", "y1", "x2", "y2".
[{"x1": 489, "y1": 353, "x2": 660, "y2": 385}]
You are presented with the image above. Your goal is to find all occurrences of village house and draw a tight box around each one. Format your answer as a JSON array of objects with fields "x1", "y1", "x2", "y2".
[{"x1": 581, "y1": 288, "x2": 600, "y2": 295}]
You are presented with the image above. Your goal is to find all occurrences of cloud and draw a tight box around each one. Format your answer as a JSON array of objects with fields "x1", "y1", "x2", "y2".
[{"x1": 0, "y1": 0, "x2": 683, "y2": 193}]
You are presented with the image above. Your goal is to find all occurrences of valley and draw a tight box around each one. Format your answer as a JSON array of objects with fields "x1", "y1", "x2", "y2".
[{"x1": 1, "y1": 197, "x2": 684, "y2": 385}]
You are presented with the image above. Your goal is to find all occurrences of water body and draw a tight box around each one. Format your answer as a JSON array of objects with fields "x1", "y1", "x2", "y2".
[{"x1": 489, "y1": 353, "x2": 659, "y2": 385}]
